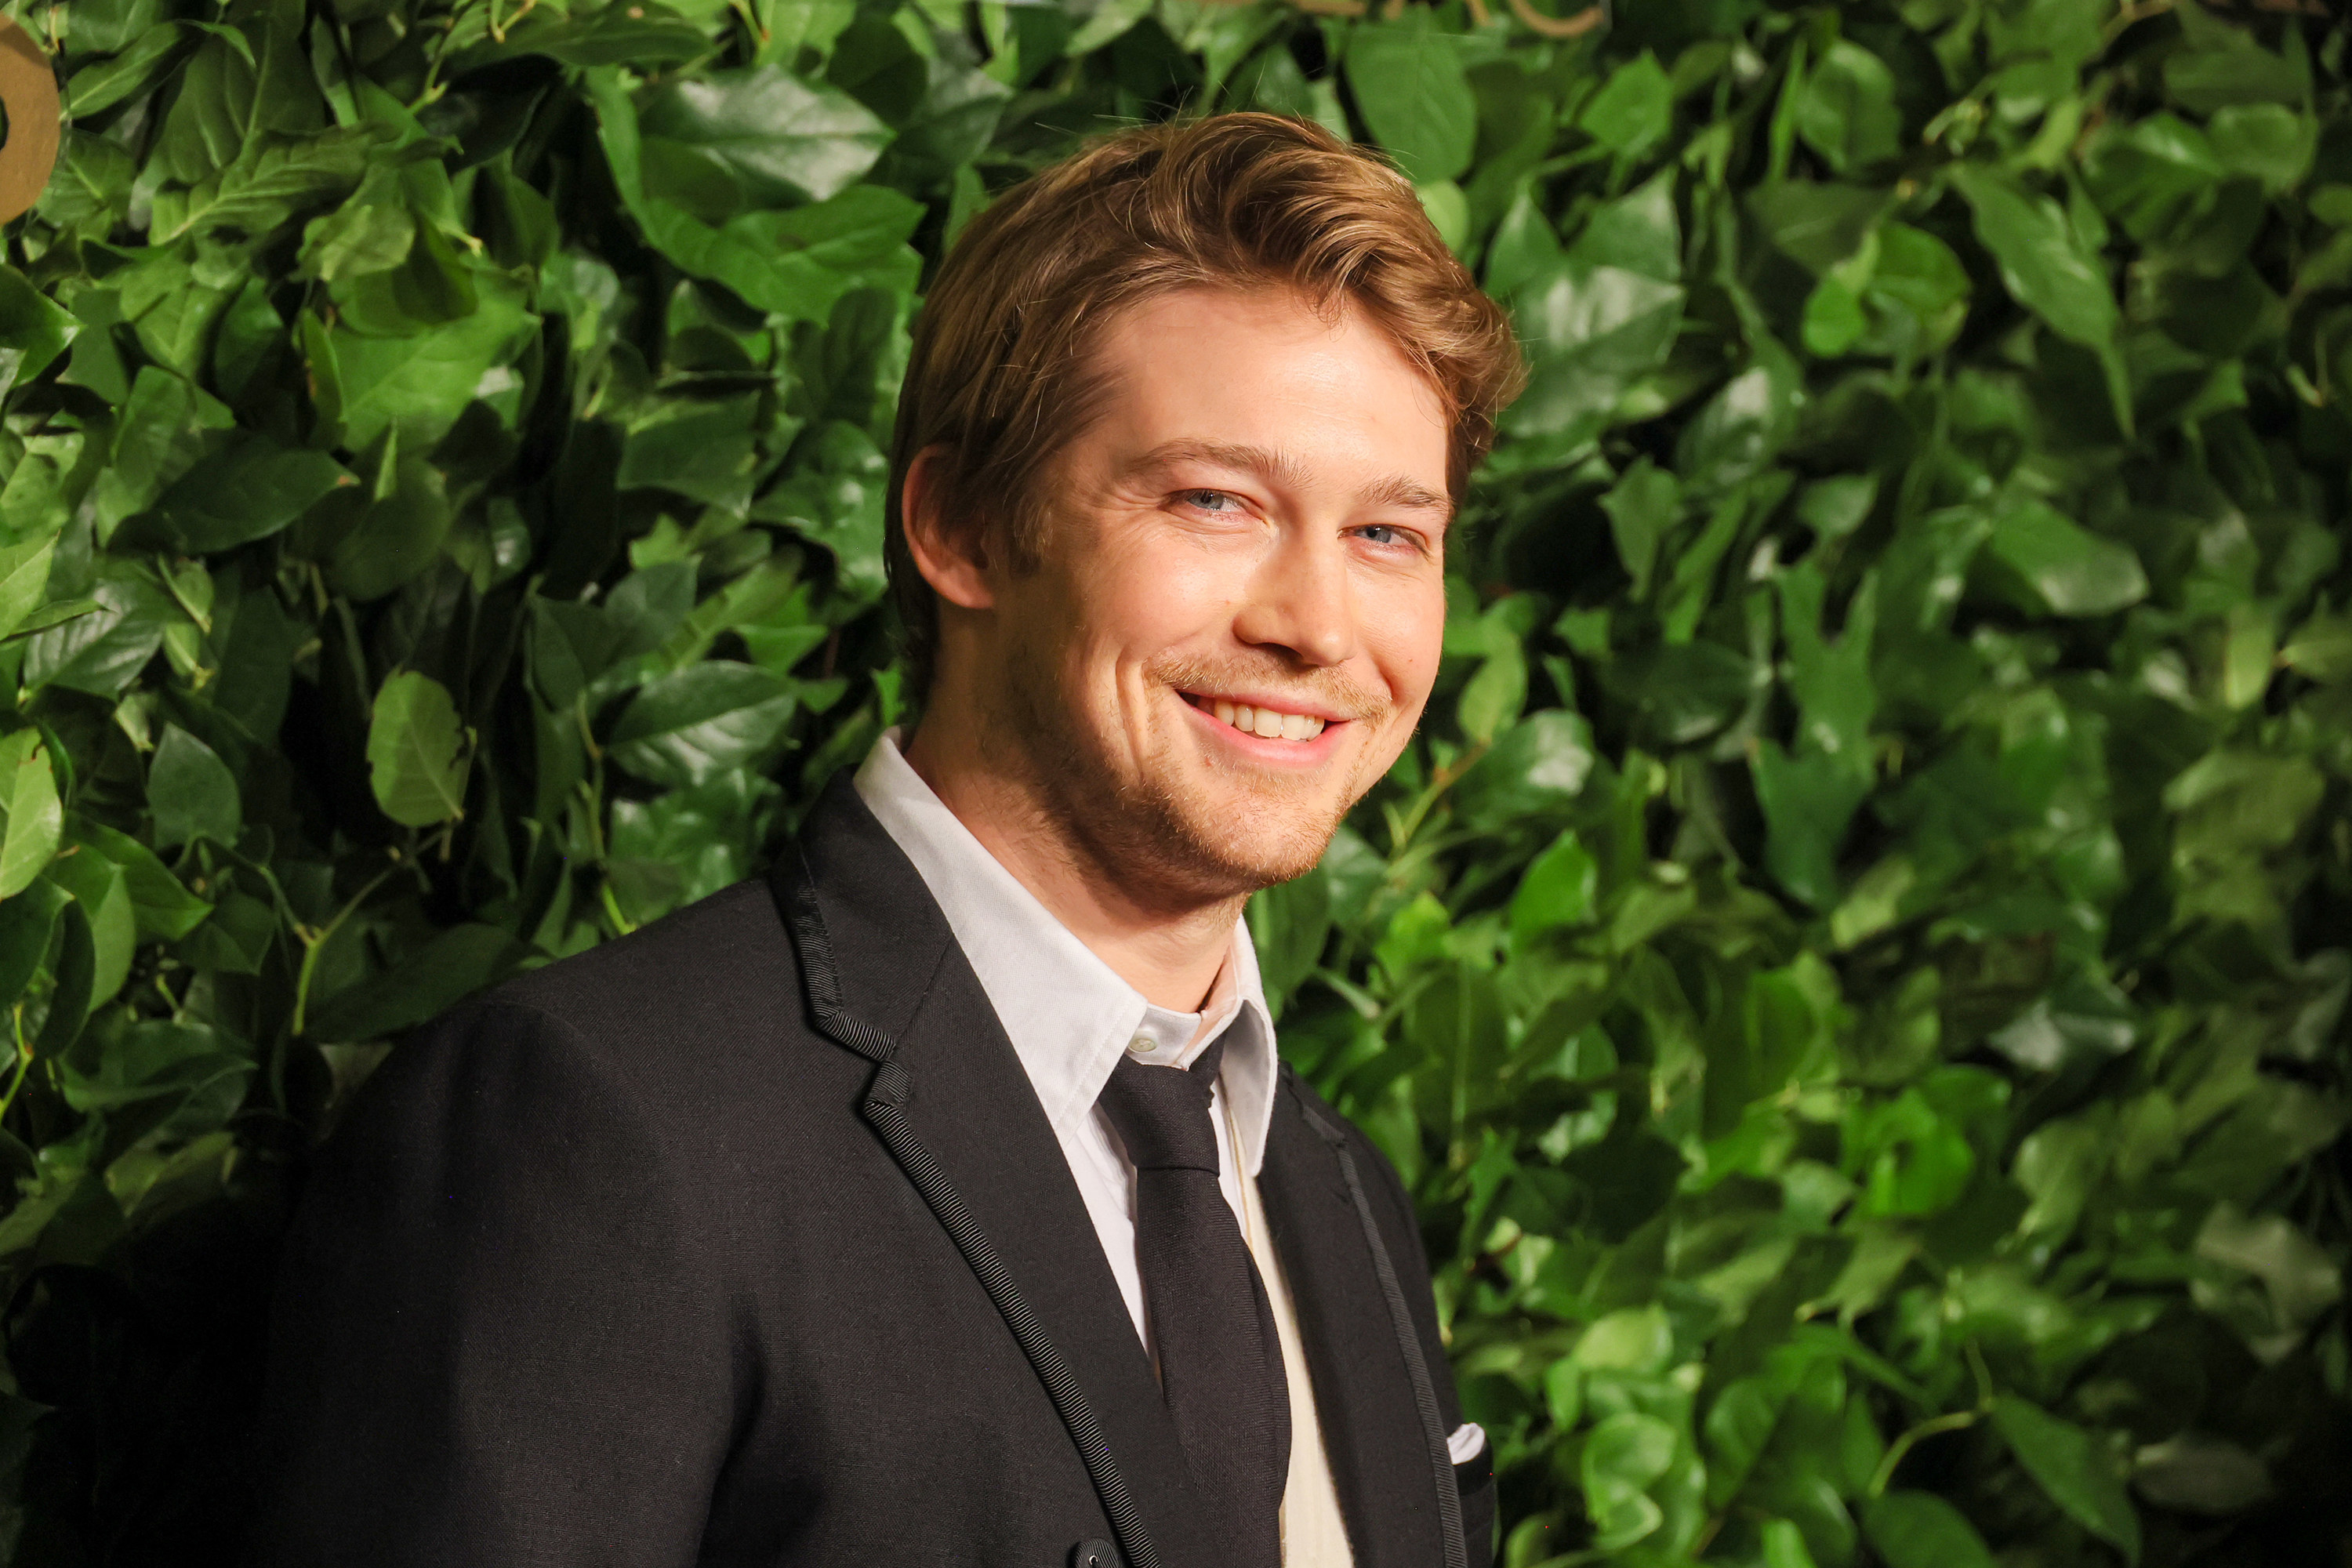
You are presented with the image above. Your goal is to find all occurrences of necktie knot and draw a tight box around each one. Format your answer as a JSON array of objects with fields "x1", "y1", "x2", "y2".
[{"x1": 1098, "y1": 1035, "x2": 1226, "y2": 1174}]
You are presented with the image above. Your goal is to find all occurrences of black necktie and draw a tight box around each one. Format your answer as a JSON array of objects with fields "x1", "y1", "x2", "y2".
[{"x1": 1097, "y1": 1035, "x2": 1290, "y2": 1568}]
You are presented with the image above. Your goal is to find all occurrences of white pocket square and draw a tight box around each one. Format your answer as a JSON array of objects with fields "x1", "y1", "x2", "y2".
[{"x1": 1447, "y1": 1421, "x2": 1486, "y2": 1465}]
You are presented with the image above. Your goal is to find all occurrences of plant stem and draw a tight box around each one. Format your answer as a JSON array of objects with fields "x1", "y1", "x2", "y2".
[
  {"x1": 1868, "y1": 1410, "x2": 1980, "y2": 1499},
  {"x1": 289, "y1": 860, "x2": 401, "y2": 1040}
]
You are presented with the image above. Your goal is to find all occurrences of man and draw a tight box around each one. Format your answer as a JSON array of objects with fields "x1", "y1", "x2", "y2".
[{"x1": 255, "y1": 113, "x2": 1524, "y2": 1568}]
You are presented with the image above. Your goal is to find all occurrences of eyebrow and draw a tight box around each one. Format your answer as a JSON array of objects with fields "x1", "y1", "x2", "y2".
[{"x1": 1128, "y1": 440, "x2": 1453, "y2": 520}]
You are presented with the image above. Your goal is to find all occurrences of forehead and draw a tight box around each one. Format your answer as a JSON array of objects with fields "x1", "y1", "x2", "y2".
[{"x1": 1080, "y1": 287, "x2": 1451, "y2": 486}]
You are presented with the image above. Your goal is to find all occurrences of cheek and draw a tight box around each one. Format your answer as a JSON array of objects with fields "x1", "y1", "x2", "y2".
[
  {"x1": 1077, "y1": 531, "x2": 1245, "y2": 667},
  {"x1": 1363, "y1": 575, "x2": 1447, "y2": 707}
]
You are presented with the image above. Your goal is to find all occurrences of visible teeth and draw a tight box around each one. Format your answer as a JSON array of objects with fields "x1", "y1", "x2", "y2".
[{"x1": 1197, "y1": 696, "x2": 1327, "y2": 742}]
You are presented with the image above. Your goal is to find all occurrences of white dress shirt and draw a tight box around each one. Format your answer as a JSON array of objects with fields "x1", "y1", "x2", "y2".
[{"x1": 855, "y1": 733, "x2": 1356, "y2": 1566}]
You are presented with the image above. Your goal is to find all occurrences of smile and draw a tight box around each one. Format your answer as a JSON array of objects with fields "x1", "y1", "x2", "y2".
[{"x1": 1181, "y1": 692, "x2": 1332, "y2": 742}]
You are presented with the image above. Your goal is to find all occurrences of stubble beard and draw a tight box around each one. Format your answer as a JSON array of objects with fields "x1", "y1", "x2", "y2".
[{"x1": 989, "y1": 640, "x2": 1392, "y2": 909}]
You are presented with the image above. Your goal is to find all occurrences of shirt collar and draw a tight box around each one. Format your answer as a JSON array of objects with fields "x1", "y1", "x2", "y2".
[{"x1": 852, "y1": 731, "x2": 1278, "y2": 1176}]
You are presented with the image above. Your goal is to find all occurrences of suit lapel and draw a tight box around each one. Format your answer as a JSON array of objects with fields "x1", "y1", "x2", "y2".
[
  {"x1": 1260, "y1": 1074, "x2": 1448, "y2": 1568},
  {"x1": 786, "y1": 779, "x2": 1218, "y2": 1566}
]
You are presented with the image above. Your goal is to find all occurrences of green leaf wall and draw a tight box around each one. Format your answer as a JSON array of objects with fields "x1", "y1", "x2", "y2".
[{"x1": 0, "y1": 0, "x2": 2347, "y2": 1561}]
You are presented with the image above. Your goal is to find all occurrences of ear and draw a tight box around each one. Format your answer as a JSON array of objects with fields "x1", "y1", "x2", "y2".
[{"x1": 900, "y1": 445, "x2": 996, "y2": 612}]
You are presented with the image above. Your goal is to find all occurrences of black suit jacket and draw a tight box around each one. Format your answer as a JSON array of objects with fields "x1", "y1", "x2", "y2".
[{"x1": 254, "y1": 779, "x2": 1495, "y2": 1567}]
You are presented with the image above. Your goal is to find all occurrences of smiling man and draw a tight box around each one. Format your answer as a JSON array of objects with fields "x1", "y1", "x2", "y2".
[{"x1": 256, "y1": 115, "x2": 1523, "y2": 1568}]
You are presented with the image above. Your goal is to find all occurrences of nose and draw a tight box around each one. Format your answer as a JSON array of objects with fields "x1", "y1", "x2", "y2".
[{"x1": 1232, "y1": 528, "x2": 1356, "y2": 668}]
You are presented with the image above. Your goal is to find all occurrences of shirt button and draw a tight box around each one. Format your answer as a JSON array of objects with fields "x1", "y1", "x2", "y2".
[{"x1": 1127, "y1": 1035, "x2": 1158, "y2": 1057}]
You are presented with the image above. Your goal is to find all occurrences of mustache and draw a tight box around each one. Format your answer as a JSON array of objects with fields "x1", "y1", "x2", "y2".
[{"x1": 1145, "y1": 654, "x2": 1391, "y2": 722}]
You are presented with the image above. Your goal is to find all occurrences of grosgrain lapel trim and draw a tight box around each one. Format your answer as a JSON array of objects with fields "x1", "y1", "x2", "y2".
[
  {"x1": 774, "y1": 831, "x2": 1163, "y2": 1568},
  {"x1": 1261, "y1": 1071, "x2": 1467, "y2": 1568}
]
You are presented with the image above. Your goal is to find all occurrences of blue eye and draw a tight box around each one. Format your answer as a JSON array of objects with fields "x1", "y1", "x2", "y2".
[
  {"x1": 1358, "y1": 525, "x2": 1403, "y2": 546},
  {"x1": 1183, "y1": 490, "x2": 1237, "y2": 512}
]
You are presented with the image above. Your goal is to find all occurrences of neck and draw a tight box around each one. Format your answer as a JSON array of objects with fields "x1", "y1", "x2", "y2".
[{"x1": 899, "y1": 713, "x2": 1241, "y2": 1013}]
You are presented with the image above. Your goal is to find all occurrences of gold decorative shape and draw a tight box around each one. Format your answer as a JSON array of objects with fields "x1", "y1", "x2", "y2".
[{"x1": 0, "y1": 16, "x2": 60, "y2": 225}]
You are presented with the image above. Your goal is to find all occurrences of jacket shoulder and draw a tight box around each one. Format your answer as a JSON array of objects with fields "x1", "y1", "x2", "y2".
[
  {"x1": 374, "y1": 875, "x2": 831, "y2": 1132},
  {"x1": 488, "y1": 877, "x2": 801, "y2": 1044}
]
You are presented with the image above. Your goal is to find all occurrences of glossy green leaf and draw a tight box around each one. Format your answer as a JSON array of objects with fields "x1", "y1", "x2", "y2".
[
  {"x1": 0, "y1": 878, "x2": 71, "y2": 1008},
  {"x1": 0, "y1": 267, "x2": 82, "y2": 402},
  {"x1": 0, "y1": 539, "x2": 56, "y2": 644},
  {"x1": 1951, "y1": 168, "x2": 2114, "y2": 351},
  {"x1": 367, "y1": 672, "x2": 470, "y2": 827},
  {"x1": 149, "y1": 725, "x2": 242, "y2": 852},
  {"x1": 328, "y1": 270, "x2": 535, "y2": 451},
  {"x1": 308, "y1": 924, "x2": 532, "y2": 1042},
  {"x1": 1795, "y1": 40, "x2": 1900, "y2": 174},
  {"x1": 1509, "y1": 831, "x2": 1598, "y2": 944},
  {"x1": 608, "y1": 662, "x2": 800, "y2": 788},
  {"x1": 1864, "y1": 1491, "x2": 1996, "y2": 1568},
  {"x1": 155, "y1": 435, "x2": 354, "y2": 553},
  {"x1": 1577, "y1": 49, "x2": 1671, "y2": 160},
  {"x1": 637, "y1": 67, "x2": 895, "y2": 206},
  {"x1": 1345, "y1": 13, "x2": 1476, "y2": 184},
  {"x1": 73, "y1": 821, "x2": 212, "y2": 942},
  {"x1": 2207, "y1": 103, "x2": 2314, "y2": 195},
  {"x1": 1991, "y1": 1397, "x2": 2141, "y2": 1563},
  {"x1": 0, "y1": 733, "x2": 63, "y2": 899},
  {"x1": 1581, "y1": 1410, "x2": 1677, "y2": 1548},
  {"x1": 1980, "y1": 500, "x2": 2147, "y2": 616}
]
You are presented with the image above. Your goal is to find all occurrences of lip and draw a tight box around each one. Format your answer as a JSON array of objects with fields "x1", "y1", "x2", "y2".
[
  {"x1": 1176, "y1": 688, "x2": 1351, "y2": 724},
  {"x1": 1177, "y1": 691, "x2": 1350, "y2": 760}
]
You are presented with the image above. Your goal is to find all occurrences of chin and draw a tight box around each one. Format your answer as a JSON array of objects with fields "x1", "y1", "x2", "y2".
[{"x1": 1142, "y1": 773, "x2": 1352, "y2": 894}]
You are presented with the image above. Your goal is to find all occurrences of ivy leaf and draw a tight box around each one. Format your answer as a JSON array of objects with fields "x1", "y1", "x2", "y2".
[
  {"x1": 0, "y1": 732, "x2": 64, "y2": 900},
  {"x1": 367, "y1": 672, "x2": 470, "y2": 828},
  {"x1": 592, "y1": 70, "x2": 921, "y2": 323},
  {"x1": 1977, "y1": 500, "x2": 2147, "y2": 617},
  {"x1": 608, "y1": 662, "x2": 800, "y2": 789},
  {"x1": 1795, "y1": 40, "x2": 1901, "y2": 174},
  {"x1": 149, "y1": 725, "x2": 242, "y2": 852},
  {"x1": 1599, "y1": 459, "x2": 1679, "y2": 599},
  {"x1": 154, "y1": 435, "x2": 354, "y2": 553},
  {"x1": 1951, "y1": 167, "x2": 2129, "y2": 431},
  {"x1": 1864, "y1": 1492, "x2": 1996, "y2": 1568},
  {"x1": 1506, "y1": 262, "x2": 1684, "y2": 442},
  {"x1": 0, "y1": 879, "x2": 71, "y2": 1009},
  {"x1": 0, "y1": 267, "x2": 81, "y2": 402},
  {"x1": 2082, "y1": 114, "x2": 2224, "y2": 241},
  {"x1": 637, "y1": 67, "x2": 895, "y2": 206},
  {"x1": 1991, "y1": 1397, "x2": 2142, "y2": 1564},
  {"x1": 1509, "y1": 831, "x2": 1599, "y2": 945},
  {"x1": 65, "y1": 24, "x2": 196, "y2": 119},
  {"x1": 326, "y1": 269, "x2": 535, "y2": 451},
  {"x1": 148, "y1": 127, "x2": 383, "y2": 245},
  {"x1": 297, "y1": 202, "x2": 417, "y2": 283},
  {"x1": 2206, "y1": 103, "x2": 2314, "y2": 195},
  {"x1": 1576, "y1": 48, "x2": 1672, "y2": 160},
  {"x1": 43, "y1": 848, "x2": 136, "y2": 1009},
  {"x1": 0, "y1": 539, "x2": 56, "y2": 644},
  {"x1": 308, "y1": 924, "x2": 532, "y2": 1042},
  {"x1": 21, "y1": 571, "x2": 177, "y2": 699},
  {"x1": 72, "y1": 822, "x2": 212, "y2": 942},
  {"x1": 1457, "y1": 638, "x2": 1527, "y2": 745},
  {"x1": 455, "y1": 1, "x2": 710, "y2": 68},
  {"x1": 1345, "y1": 13, "x2": 1476, "y2": 183},
  {"x1": 1581, "y1": 1411, "x2": 1676, "y2": 1548}
]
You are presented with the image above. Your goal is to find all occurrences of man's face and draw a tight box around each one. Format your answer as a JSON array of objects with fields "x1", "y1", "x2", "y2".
[{"x1": 970, "y1": 286, "x2": 1454, "y2": 902}]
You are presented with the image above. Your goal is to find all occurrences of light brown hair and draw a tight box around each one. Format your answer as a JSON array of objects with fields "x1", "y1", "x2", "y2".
[{"x1": 884, "y1": 112, "x2": 1526, "y2": 696}]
